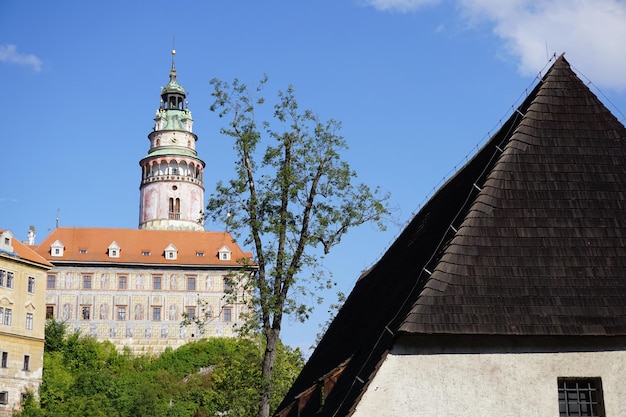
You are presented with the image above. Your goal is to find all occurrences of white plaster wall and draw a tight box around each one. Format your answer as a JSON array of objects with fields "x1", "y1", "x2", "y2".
[{"x1": 352, "y1": 348, "x2": 626, "y2": 417}]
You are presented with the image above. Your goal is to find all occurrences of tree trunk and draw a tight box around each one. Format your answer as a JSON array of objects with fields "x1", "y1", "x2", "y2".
[{"x1": 259, "y1": 327, "x2": 280, "y2": 417}]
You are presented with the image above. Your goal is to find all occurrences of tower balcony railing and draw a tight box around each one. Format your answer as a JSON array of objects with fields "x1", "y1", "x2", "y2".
[{"x1": 142, "y1": 174, "x2": 203, "y2": 186}]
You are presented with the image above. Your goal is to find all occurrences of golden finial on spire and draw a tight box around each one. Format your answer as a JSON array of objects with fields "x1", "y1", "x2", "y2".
[{"x1": 171, "y1": 35, "x2": 177, "y2": 70}]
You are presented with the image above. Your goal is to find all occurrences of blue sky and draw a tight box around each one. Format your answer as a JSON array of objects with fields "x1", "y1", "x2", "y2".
[{"x1": 2, "y1": 0, "x2": 626, "y2": 354}]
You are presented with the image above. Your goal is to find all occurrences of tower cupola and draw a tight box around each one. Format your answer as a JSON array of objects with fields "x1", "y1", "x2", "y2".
[{"x1": 160, "y1": 50, "x2": 186, "y2": 110}]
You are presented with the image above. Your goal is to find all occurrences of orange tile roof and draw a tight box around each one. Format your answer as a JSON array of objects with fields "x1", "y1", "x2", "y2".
[
  {"x1": 34, "y1": 227, "x2": 253, "y2": 267},
  {"x1": 0, "y1": 228, "x2": 53, "y2": 268}
]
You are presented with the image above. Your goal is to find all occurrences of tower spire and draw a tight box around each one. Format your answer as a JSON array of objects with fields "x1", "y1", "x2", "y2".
[
  {"x1": 169, "y1": 48, "x2": 177, "y2": 84},
  {"x1": 138, "y1": 50, "x2": 206, "y2": 232}
]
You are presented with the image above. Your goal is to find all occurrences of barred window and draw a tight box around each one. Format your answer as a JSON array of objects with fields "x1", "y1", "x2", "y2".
[{"x1": 558, "y1": 378, "x2": 605, "y2": 417}]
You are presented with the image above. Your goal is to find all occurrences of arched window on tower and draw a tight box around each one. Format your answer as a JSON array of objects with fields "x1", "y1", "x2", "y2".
[{"x1": 169, "y1": 198, "x2": 181, "y2": 220}]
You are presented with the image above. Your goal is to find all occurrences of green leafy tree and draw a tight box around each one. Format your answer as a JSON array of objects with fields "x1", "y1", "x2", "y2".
[
  {"x1": 20, "y1": 326, "x2": 302, "y2": 417},
  {"x1": 207, "y1": 77, "x2": 390, "y2": 417},
  {"x1": 43, "y1": 318, "x2": 67, "y2": 353}
]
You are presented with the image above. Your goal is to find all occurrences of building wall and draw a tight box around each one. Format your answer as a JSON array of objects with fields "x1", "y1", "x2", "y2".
[
  {"x1": 0, "y1": 256, "x2": 47, "y2": 416},
  {"x1": 46, "y1": 265, "x2": 247, "y2": 354},
  {"x1": 353, "y1": 344, "x2": 626, "y2": 417}
]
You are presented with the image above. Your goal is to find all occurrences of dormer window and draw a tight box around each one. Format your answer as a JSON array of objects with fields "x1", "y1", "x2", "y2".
[
  {"x1": 218, "y1": 245, "x2": 232, "y2": 262},
  {"x1": 51, "y1": 240, "x2": 64, "y2": 257},
  {"x1": 79, "y1": 249, "x2": 87, "y2": 254},
  {"x1": 108, "y1": 241, "x2": 121, "y2": 259},
  {"x1": 0, "y1": 231, "x2": 14, "y2": 253},
  {"x1": 164, "y1": 244, "x2": 178, "y2": 260}
]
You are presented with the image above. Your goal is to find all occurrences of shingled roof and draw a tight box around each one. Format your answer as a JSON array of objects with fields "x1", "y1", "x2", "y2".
[{"x1": 275, "y1": 55, "x2": 626, "y2": 417}]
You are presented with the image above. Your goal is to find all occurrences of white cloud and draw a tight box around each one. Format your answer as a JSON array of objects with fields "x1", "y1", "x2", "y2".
[
  {"x1": 365, "y1": 0, "x2": 626, "y2": 89},
  {"x1": 361, "y1": 0, "x2": 441, "y2": 12},
  {"x1": 0, "y1": 44, "x2": 43, "y2": 72},
  {"x1": 457, "y1": 0, "x2": 626, "y2": 89}
]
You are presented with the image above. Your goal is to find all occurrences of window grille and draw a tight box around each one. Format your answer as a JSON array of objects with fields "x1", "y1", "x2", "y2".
[{"x1": 558, "y1": 378, "x2": 605, "y2": 417}]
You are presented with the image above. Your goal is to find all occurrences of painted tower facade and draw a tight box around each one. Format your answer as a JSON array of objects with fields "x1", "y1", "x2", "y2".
[{"x1": 139, "y1": 50, "x2": 205, "y2": 231}]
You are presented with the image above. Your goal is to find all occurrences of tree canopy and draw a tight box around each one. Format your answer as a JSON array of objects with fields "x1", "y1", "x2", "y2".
[
  {"x1": 17, "y1": 320, "x2": 304, "y2": 417},
  {"x1": 206, "y1": 77, "x2": 391, "y2": 417}
]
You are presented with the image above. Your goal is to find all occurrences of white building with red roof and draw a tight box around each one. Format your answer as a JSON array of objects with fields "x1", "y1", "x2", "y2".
[{"x1": 32, "y1": 51, "x2": 254, "y2": 354}]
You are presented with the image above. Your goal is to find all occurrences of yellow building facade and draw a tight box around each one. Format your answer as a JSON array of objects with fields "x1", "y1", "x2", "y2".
[{"x1": 0, "y1": 229, "x2": 52, "y2": 416}]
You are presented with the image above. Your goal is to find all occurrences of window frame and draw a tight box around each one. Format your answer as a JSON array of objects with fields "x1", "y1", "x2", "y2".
[
  {"x1": 223, "y1": 307, "x2": 232, "y2": 322},
  {"x1": 82, "y1": 306, "x2": 91, "y2": 320},
  {"x1": 117, "y1": 306, "x2": 127, "y2": 321},
  {"x1": 27, "y1": 276, "x2": 35, "y2": 293},
  {"x1": 3, "y1": 308, "x2": 11, "y2": 326},
  {"x1": 47, "y1": 274, "x2": 56, "y2": 289},
  {"x1": 186, "y1": 306, "x2": 196, "y2": 321},
  {"x1": 25, "y1": 312, "x2": 33, "y2": 330},
  {"x1": 23, "y1": 355, "x2": 30, "y2": 371},
  {"x1": 82, "y1": 274, "x2": 92, "y2": 289},
  {"x1": 558, "y1": 377, "x2": 605, "y2": 417},
  {"x1": 46, "y1": 305, "x2": 54, "y2": 319},
  {"x1": 118, "y1": 275, "x2": 127, "y2": 290},
  {"x1": 152, "y1": 275, "x2": 162, "y2": 290},
  {"x1": 186, "y1": 276, "x2": 196, "y2": 291},
  {"x1": 1, "y1": 351, "x2": 7, "y2": 368},
  {"x1": 152, "y1": 307, "x2": 162, "y2": 321}
]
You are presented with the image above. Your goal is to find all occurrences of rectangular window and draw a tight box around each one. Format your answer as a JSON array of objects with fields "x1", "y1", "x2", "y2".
[
  {"x1": 223, "y1": 276, "x2": 233, "y2": 292},
  {"x1": 152, "y1": 307, "x2": 161, "y2": 321},
  {"x1": 26, "y1": 313, "x2": 33, "y2": 330},
  {"x1": 46, "y1": 305, "x2": 55, "y2": 319},
  {"x1": 558, "y1": 378, "x2": 605, "y2": 417},
  {"x1": 118, "y1": 275, "x2": 127, "y2": 290},
  {"x1": 47, "y1": 274, "x2": 56, "y2": 289},
  {"x1": 223, "y1": 307, "x2": 232, "y2": 322},
  {"x1": 0, "y1": 307, "x2": 3, "y2": 325},
  {"x1": 28, "y1": 276, "x2": 35, "y2": 293},
  {"x1": 186, "y1": 306, "x2": 196, "y2": 321},
  {"x1": 4, "y1": 308, "x2": 11, "y2": 326},
  {"x1": 0, "y1": 391, "x2": 7, "y2": 405},
  {"x1": 0, "y1": 270, "x2": 4, "y2": 286},
  {"x1": 187, "y1": 276, "x2": 196, "y2": 291},
  {"x1": 82, "y1": 306, "x2": 91, "y2": 320},
  {"x1": 153, "y1": 276, "x2": 162, "y2": 290},
  {"x1": 6, "y1": 272, "x2": 13, "y2": 288},
  {"x1": 117, "y1": 306, "x2": 126, "y2": 321},
  {"x1": 82, "y1": 275, "x2": 92, "y2": 289},
  {"x1": 23, "y1": 355, "x2": 30, "y2": 371},
  {"x1": 1, "y1": 352, "x2": 7, "y2": 368}
]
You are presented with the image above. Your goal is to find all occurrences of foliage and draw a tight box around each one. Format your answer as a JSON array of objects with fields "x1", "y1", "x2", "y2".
[
  {"x1": 206, "y1": 76, "x2": 390, "y2": 416},
  {"x1": 17, "y1": 327, "x2": 303, "y2": 417}
]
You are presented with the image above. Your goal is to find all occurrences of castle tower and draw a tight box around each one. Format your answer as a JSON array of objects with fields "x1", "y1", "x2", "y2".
[{"x1": 139, "y1": 50, "x2": 205, "y2": 231}]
